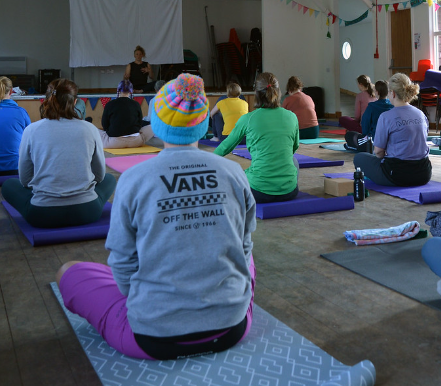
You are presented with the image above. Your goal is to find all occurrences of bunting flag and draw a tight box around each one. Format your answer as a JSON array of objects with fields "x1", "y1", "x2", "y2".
[
  {"x1": 339, "y1": 18, "x2": 343, "y2": 25},
  {"x1": 332, "y1": 14, "x2": 337, "y2": 24},
  {"x1": 292, "y1": 1, "x2": 297, "y2": 8},
  {"x1": 80, "y1": 97, "x2": 88, "y2": 104},
  {"x1": 303, "y1": 6, "x2": 308, "y2": 14},
  {"x1": 100, "y1": 97, "x2": 111, "y2": 108},
  {"x1": 436, "y1": 4, "x2": 440, "y2": 11},
  {"x1": 309, "y1": 8, "x2": 314, "y2": 16},
  {"x1": 314, "y1": 10, "x2": 320, "y2": 18},
  {"x1": 385, "y1": 4, "x2": 390, "y2": 11},
  {"x1": 286, "y1": 0, "x2": 292, "y2": 4},
  {"x1": 378, "y1": 4, "x2": 383, "y2": 11},
  {"x1": 411, "y1": 0, "x2": 424, "y2": 6},
  {"x1": 39, "y1": 99, "x2": 45, "y2": 104},
  {"x1": 402, "y1": 1, "x2": 408, "y2": 8},
  {"x1": 88, "y1": 97, "x2": 99, "y2": 110},
  {"x1": 144, "y1": 96, "x2": 154, "y2": 104},
  {"x1": 133, "y1": 96, "x2": 144, "y2": 106},
  {"x1": 427, "y1": 0, "x2": 433, "y2": 6},
  {"x1": 298, "y1": 3, "x2": 302, "y2": 11}
]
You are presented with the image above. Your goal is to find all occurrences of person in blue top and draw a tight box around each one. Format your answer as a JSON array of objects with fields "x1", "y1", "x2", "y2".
[
  {"x1": 0, "y1": 76, "x2": 31, "y2": 175},
  {"x1": 344, "y1": 80, "x2": 393, "y2": 152}
]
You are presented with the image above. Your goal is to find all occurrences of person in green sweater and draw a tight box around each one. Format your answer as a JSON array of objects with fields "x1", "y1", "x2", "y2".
[{"x1": 214, "y1": 72, "x2": 300, "y2": 203}]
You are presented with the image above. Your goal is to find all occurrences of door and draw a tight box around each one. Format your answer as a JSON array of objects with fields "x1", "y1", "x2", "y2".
[{"x1": 390, "y1": 9, "x2": 412, "y2": 75}]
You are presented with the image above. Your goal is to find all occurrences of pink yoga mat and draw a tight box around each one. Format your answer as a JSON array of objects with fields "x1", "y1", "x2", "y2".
[{"x1": 105, "y1": 154, "x2": 158, "y2": 173}]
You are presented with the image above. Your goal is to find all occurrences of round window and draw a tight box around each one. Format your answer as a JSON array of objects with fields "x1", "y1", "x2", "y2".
[{"x1": 342, "y1": 41, "x2": 352, "y2": 60}]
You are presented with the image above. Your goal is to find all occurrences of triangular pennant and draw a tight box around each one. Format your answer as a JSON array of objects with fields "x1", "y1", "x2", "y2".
[
  {"x1": 332, "y1": 14, "x2": 337, "y2": 24},
  {"x1": 436, "y1": 4, "x2": 440, "y2": 11},
  {"x1": 385, "y1": 4, "x2": 390, "y2": 11},
  {"x1": 427, "y1": 0, "x2": 433, "y2": 6},
  {"x1": 88, "y1": 97, "x2": 99, "y2": 110},
  {"x1": 100, "y1": 97, "x2": 112, "y2": 108},
  {"x1": 145, "y1": 96, "x2": 154, "y2": 104},
  {"x1": 339, "y1": 18, "x2": 343, "y2": 25},
  {"x1": 298, "y1": 3, "x2": 302, "y2": 11},
  {"x1": 393, "y1": 3, "x2": 399, "y2": 11},
  {"x1": 309, "y1": 8, "x2": 314, "y2": 16},
  {"x1": 378, "y1": 4, "x2": 383, "y2": 11},
  {"x1": 292, "y1": 1, "x2": 297, "y2": 8},
  {"x1": 286, "y1": 0, "x2": 293, "y2": 4},
  {"x1": 402, "y1": 1, "x2": 408, "y2": 8},
  {"x1": 314, "y1": 10, "x2": 320, "y2": 18},
  {"x1": 133, "y1": 96, "x2": 144, "y2": 106},
  {"x1": 303, "y1": 6, "x2": 308, "y2": 14},
  {"x1": 39, "y1": 98, "x2": 45, "y2": 104},
  {"x1": 80, "y1": 97, "x2": 88, "y2": 104}
]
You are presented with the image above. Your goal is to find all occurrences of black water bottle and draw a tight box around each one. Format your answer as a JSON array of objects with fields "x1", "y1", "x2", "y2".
[
  {"x1": 366, "y1": 137, "x2": 373, "y2": 154},
  {"x1": 354, "y1": 167, "x2": 365, "y2": 202}
]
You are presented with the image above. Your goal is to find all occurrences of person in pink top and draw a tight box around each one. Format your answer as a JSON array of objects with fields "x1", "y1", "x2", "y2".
[
  {"x1": 339, "y1": 75, "x2": 377, "y2": 133},
  {"x1": 282, "y1": 76, "x2": 319, "y2": 139}
]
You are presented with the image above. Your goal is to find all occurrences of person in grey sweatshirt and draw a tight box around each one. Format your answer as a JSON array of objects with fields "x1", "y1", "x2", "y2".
[
  {"x1": 2, "y1": 78, "x2": 116, "y2": 228},
  {"x1": 56, "y1": 73, "x2": 256, "y2": 360}
]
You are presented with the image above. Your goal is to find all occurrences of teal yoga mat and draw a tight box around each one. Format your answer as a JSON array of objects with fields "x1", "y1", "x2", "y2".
[
  {"x1": 320, "y1": 143, "x2": 356, "y2": 152},
  {"x1": 51, "y1": 283, "x2": 376, "y2": 386}
]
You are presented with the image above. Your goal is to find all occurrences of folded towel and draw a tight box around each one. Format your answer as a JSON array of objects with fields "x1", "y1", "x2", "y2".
[{"x1": 344, "y1": 221, "x2": 420, "y2": 246}]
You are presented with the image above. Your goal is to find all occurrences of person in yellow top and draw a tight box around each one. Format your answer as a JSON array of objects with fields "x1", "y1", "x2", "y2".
[{"x1": 210, "y1": 82, "x2": 248, "y2": 143}]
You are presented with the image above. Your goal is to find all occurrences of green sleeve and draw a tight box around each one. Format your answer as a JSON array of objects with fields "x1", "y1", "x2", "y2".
[
  {"x1": 213, "y1": 114, "x2": 248, "y2": 156},
  {"x1": 292, "y1": 115, "x2": 300, "y2": 153}
]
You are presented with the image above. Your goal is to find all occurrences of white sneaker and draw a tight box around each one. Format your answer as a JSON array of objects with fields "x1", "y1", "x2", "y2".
[{"x1": 210, "y1": 137, "x2": 220, "y2": 142}]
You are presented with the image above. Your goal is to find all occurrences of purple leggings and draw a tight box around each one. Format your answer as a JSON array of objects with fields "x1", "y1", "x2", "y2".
[{"x1": 59, "y1": 257, "x2": 256, "y2": 360}]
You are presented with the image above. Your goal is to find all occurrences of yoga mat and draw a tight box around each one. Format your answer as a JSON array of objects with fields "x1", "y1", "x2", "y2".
[
  {"x1": 1, "y1": 201, "x2": 112, "y2": 246},
  {"x1": 104, "y1": 145, "x2": 161, "y2": 155},
  {"x1": 198, "y1": 139, "x2": 247, "y2": 148},
  {"x1": 320, "y1": 129, "x2": 347, "y2": 135},
  {"x1": 320, "y1": 143, "x2": 356, "y2": 152},
  {"x1": 256, "y1": 191, "x2": 354, "y2": 219},
  {"x1": 430, "y1": 148, "x2": 441, "y2": 155},
  {"x1": 51, "y1": 282, "x2": 376, "y2": 386},
  {"x1": 319, "y1": 120, "x2": 341, "y2": 127},
  {"x1": 105, "y1": 154, "x2": 158, "y2": 173},
  {"x1": 321, "y1": 238, "x2": 441, "y2": 311},
  {"x1": 324, "y1": 172, "x2": 441, "y2": 205},
  {"x1": 299, "y1": 138, "x2": 345, "y2": 144},
  {"x1": 0, "y1": 174, "x2": 18, "y2": 186},
  {"x1": 232, "y1": 149, "x2": 345, "y2": 168}
]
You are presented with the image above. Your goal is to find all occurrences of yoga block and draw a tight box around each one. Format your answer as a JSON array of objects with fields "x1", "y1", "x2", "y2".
[{"x1": 324, "y1": 178, "x2": 353, "y2": 197}]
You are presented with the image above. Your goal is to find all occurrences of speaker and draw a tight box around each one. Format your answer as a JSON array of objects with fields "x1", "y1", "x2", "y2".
[{"x1": 39, "y1": 69, "x2": 61, "y2": 94}]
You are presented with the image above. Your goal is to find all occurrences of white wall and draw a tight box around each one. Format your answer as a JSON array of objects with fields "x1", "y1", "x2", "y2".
[
  {"x1": 340, "y1": 21, "x2": 374, "y2": 93},
  {"x1": 1, "y1": 0, "x2": 261, "y2": 90}
]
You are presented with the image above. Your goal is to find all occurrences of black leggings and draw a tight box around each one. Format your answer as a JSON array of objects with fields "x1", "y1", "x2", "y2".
[
  {"x1": 134, "y1": 315, "x2": 248, "y2": 360},
  {"x1": 2, "y1": 173, "x2": 116, "y2": 228}
]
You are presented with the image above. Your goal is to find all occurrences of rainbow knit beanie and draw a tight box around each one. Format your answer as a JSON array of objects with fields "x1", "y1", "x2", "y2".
[{"x1": 151, "y1": 73, "x2": 209, "y2": 145}]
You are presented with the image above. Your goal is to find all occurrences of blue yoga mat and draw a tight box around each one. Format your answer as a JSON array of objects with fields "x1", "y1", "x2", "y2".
[
  {"x1": 324, "y1": 173, "x2": 441, "y2": 204},
  {"x1": 232, "y1": 149, "x2": 345, "y2": 168},
  {"x1": 51, "y1": 282, "x2": 376, "y2": 386},
  {"x1": 300, "y1": 138, "x2": 345, "y2": 144}
]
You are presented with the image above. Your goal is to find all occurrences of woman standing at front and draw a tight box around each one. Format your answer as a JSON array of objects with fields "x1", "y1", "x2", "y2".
[
  {"x1": 353, "y1": 73, "x2": 431, "y2": 186},
  {"x1": 124, "y1": 45, "x2": 156, "y2": 93},
  {"x1": 214, "y1": 72, "x2": 300, "y2": 203}
]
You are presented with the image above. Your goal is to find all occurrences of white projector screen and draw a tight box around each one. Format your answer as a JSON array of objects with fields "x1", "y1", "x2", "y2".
[{"x1": 69, "y1": 0, "x2": 183, "y2": 67}]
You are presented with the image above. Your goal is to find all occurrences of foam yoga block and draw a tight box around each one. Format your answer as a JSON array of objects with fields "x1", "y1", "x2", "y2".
[
  {"x1": 51, "y1": 282, "x2": 376, "y2": 386},
  {"x1": 232, "y1": 149, "x2": 345, "y2": 168},
  {"x1": 324, "y1": 172, "x2": 441, "y2": 205},
  {"x1": 256, "y1": 191, "x2": 354, "y2": 219},
  {"x1": 0, "y1": 175, "x2": 18, "y2": 186},
  {"x1": 1, "y1": 201, "x2": 112, "y2": 246},
  {"x1": 105, "y1": 154, "x2": 158, "y2": 173}
]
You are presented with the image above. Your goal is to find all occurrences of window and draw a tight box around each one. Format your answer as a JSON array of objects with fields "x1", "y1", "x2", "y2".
[
  {"x1": 434, "y1": 7, "x2": 441, "y2": 70},
  {"x1": 342, "y1": 41, "x2": 352, "y2": 60}
]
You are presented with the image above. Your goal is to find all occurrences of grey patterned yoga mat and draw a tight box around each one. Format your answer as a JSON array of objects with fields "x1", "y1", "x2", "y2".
[
  {"x1": 51, "y1": 283, "x2": 376, "y2": 386},
  {"x1": 321, "y1": 238, "x2": 441, "y2": 311}
]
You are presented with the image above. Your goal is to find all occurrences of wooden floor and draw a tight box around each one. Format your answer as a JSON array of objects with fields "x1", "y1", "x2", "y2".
[{"x1": 2, "y1": 95, "x2": 441, "y2": 385}]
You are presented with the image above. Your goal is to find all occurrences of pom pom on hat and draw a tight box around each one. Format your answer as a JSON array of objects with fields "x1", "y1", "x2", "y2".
[{"x1": 151, "y1": 74, "x2": 209, "y2": 145}]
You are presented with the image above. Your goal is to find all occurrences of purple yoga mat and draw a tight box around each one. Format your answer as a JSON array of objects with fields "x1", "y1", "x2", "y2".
[
  {"x1": 256, "y1": 191, "x2": 354, "y2": 219},
  {"x1": 0, "y1": 175, "x2": 18, "y2": 186},
  {"x1": 1, "y1": 201, "x2": 112, "y2": 246},
  {"x1": 198, "y1": 139, "x2": 247, "y2": 148},
  {"x1": 324, "y1": 172, "x2": 441, "y2": 205},
  {"x1": 106, "y1": 154, "x2": 158, "y2": 173},
  {"x1": 232, "y1": 149, "x2": 344, "y2": 168}
]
